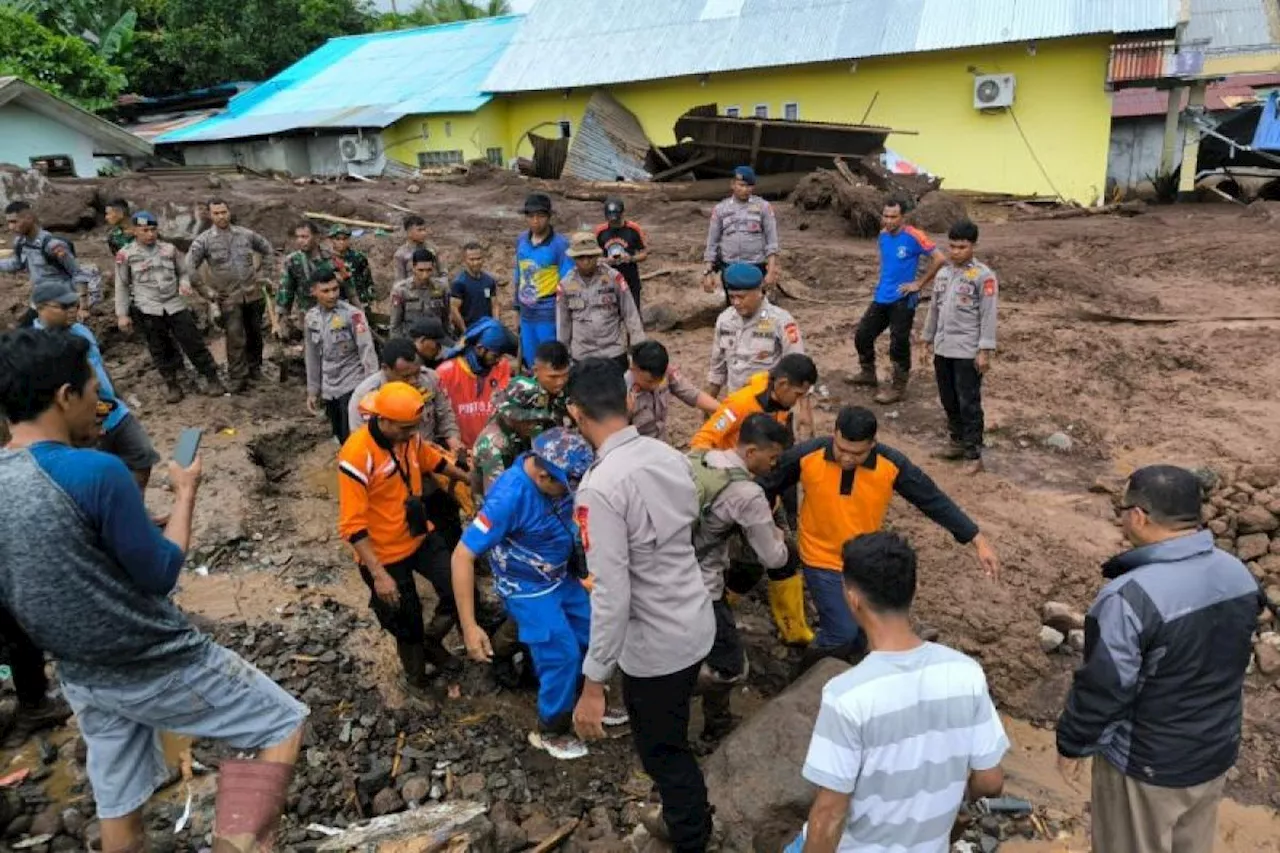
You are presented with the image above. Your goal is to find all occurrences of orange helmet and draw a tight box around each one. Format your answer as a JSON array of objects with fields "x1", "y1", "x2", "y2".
[{"x1": 359, "y1": 381, "x2": 424, "y2": 424}]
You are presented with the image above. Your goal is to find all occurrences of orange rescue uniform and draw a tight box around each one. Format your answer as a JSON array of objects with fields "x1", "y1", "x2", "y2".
[
  {"x1": 760, "y1": 437, "x2": 979, "y2": 571},
  {"x1": 690, "y1": 371, "x2": 791, "y2": 451},
  {"x1": 435, "y1": 356, "x2": 513, "y2": 447},
  {"x1": 338, "y1": 423, "x2": 449, "y2": 565}
]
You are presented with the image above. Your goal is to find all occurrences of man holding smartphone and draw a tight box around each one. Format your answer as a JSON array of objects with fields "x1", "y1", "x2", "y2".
[{"x1": 0, "y1": 328, "x2": 308, "y2": 852}]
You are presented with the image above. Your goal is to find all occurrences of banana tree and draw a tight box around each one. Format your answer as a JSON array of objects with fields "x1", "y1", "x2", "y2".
[{"x1": 0, "y1": 0, "x2": 137, "y2": 62}]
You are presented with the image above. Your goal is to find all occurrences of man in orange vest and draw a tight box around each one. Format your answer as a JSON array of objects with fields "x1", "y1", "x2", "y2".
[
  {"x1": 338, "y1": 382, "x2": 477, "y2": 699},
  {"x1": 435, "y1": 317, "x2": 517, "y2": 447},
  {"x1": 690, "y1": 353, "x2": 817, "y2": 452},
  {"x1": 760, "y1": 405, "x2": 1000, "y2": 667}
]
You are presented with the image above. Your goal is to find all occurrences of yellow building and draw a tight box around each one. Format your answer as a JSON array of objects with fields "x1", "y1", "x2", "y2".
[{"x1": 483, "y1": 0, "x2": 1182, "y2": 204}]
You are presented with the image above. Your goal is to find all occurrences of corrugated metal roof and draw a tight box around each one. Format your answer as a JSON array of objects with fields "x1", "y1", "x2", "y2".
[
  {"x1": 1113, "y1": 73, "x2": 1280, "y2": 116},
  {"x1": 159, "y1": 15, "x2": 522, "y2": 144},
  {"x1": 483, "y1": 0, "x2": 1179, "y2": 93},
  {"x1": 1185, "y1": 0, "x2": 1280, "y2": 55}
]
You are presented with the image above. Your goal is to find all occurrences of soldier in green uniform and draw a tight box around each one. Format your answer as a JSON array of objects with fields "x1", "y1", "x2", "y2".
[
  {"x1": 104, "y1": 199, "x2": 133, "y2": 254},
  {"x1": 471, "y1": 340, "x2": 571, "y2": 500},
  {"x1": 329, "y1": 224, "x2": 376, "y2": 307},
  {"x1": 276, "y1": 221, "x2": 353, "y2": 336}
]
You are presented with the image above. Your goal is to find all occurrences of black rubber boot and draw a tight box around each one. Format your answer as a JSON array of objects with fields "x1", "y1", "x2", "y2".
[
  {"x1": 396, "y1": 640, "x2": 433, "y2": 701},
  {"x1": 848, "y1": 365, "x2": 878, "y2": 387},
  {"x1": 423, "y1": 611, "x2": 462, "y2": 675}
]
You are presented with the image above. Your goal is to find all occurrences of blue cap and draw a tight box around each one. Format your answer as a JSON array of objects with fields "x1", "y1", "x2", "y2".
[
  {"x1": 132, "y1": 211, "x2": 158, "y2": 227},
  {"x1": 723, "y1": 262, "x2": 764, "y2": 290},
  {"x1": 733, "y1": 166, "x2": 757, "y2": 185},
  {"x1": 463, "y1": 317, "x2": 517, "y2": 355},
  {"x1": 532, "y1": 428, "x2": 594, "y2": 488}
]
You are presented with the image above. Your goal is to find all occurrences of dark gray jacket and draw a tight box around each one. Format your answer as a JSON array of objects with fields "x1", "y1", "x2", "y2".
[{"x1": 1057, "y1": 530, "x2": 1262, "y2": 787}]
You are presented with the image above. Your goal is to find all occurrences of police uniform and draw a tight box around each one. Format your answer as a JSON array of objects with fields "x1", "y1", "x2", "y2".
[
  {"x1": 390, "y1": 276, "x2": 454, "y2": 339},
  {"x1": 577, "y1": 426, "x2": 715, "y2": 847},
  {"x1": 347, "y1": 367, "x2": 460, "y2": 448},
  {"x1": 690, "y1": 449, "x2": 792, "y2": 738},
  {"x1": 278, "y1": 249, "x2": 350, "y2": 314},
  {"x1": 187, "y1": 223, "x2": 276, "y2": 383},
  {"x1": 921, "y1": 259, "x2": 998, "y2": 460},
  {"x1": 556, "y1": 263, "x2": 645, "y2": 364},
  {"x1": 393, "y1": 242, "x2": 445, "y2": 283},
  {"x1": 304, "y1": 300, "x2": 379, "y2": 442},
  {"x1": 116, "y1": 232, "x2": 222, "y2": 393},
  {"x1": 627, "y1": 367, "x2": 703, "y2": 442},
  {"x1": 703, "y1": 195, "x2": 779, "y2": 267},
  {"x1": 472, "y1": 376, "x2": 567, "y2": 499},
  {"x1": 708, "y1": 300, "x2": 804, "y2": 394}
]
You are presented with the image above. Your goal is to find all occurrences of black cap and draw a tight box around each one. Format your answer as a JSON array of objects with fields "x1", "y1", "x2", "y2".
[
  {"x1": 409, "y1": 316, "x2": 448, "y2": 340},
  {"x1": 522, "y1": 193, "x2": 553, "y2": 215},
  {"x1": 604, "y1": 197, "x2": 624, "y2": 217}
]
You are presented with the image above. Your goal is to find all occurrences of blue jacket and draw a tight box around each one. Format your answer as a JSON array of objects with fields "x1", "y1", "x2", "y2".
[
  {"x1": 1057, "y1": 530, "x2": 1262, "y2": 787},
  {"x1": 34, "y1": 320, "x2": 129, "y2": 433}
]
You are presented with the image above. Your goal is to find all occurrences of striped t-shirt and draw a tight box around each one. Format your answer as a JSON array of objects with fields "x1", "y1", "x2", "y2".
[{"x1": 800, "y1": 642, "x2": 1009, "y2": 853}]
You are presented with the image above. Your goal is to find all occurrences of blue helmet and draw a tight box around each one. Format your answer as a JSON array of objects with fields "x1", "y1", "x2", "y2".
[{"x1": 532, "y1": 428, "x2": 594, "y2": 488}]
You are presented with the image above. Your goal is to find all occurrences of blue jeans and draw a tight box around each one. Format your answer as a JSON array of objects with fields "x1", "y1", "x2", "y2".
[
  {"x1": 518, "y1": 314, "x2": 557, "y2": 370},
  {"x1": 503, "y1": 579, "x2": 591, "y2": 732},
  {"x1": 803, "y1": 566, "x2": 863, "y2": 651}
]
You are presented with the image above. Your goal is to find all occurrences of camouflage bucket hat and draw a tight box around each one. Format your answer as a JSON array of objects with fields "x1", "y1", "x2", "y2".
[
  {"x1": 496, "y1": 377, "x2": 558, "y2": 425},
  {"x1": 532, "y1": 428, "x2": 594, "y2": 488}
]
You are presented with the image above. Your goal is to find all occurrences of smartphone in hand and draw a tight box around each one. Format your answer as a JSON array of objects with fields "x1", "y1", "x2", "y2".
[{"x1": 174, "y1": 428, "x2": 203, "y2": 468}]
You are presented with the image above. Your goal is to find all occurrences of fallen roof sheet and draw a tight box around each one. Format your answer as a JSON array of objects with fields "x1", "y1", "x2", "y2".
[
  {"x1": 1112, "y1": 73, "x2": 1280, "y2": 117},
  {"x1": 561, "y1": 91, "x2": 653, "y2": 182},
  {"x1": 483, "y1": 0, "x2": 1179, "y2": 93},
  {"x1": 158, "y1": 15, "x2": 522, "y2": 144},
  {"x1": 0, "y1": 77, "x2": 153, "y2": 156}
]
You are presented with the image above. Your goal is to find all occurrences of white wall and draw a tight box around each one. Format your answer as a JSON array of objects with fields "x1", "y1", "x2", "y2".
[{"x1": 0, "y1": 103, "x2": 99, "y2": 178}]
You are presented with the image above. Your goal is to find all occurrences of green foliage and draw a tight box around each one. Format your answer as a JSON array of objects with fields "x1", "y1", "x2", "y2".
[
  {"x1": 123, "y1": 0, "x2": 375, "y2": 96},
  {"x1": 0, "y1": 0, "x2": 139, "y2": 62},
  {"x1": 376, "y1": 0, "x2": 510, "y2": 31},
  {"x1": 0, "y1": 6, "x2": 125, "y2": 108}
]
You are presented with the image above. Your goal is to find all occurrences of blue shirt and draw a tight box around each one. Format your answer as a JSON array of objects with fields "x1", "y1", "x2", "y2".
[
  {"x1": 514, "y1": 230, "x2": 573, "y2": 323},
  {"x1": 874, "y1": 226, "x2": 937, "y2": 305},
  {"x1": 30, "y1": 442, "x2": 184, "y2": 595},
  {"x1": 461, "y1": 455, "x2": 577, "y2": 598},
  {"x1": 34, "y1": 320, "x2": 129, "y2": 432},
  {"x1": 451, "y1": 270, "x2": 497, "y2": 328}
]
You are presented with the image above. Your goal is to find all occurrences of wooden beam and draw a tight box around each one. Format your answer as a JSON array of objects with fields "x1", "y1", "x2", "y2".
[
  {"x1": 749, "y1": 120, "x2": 763, "y2": 168},
  {"x1": 689, "y1": 141, "x2": 894, "y2": 159},
  {"x1": 650, "y1": 153, "x2": 714, "y2": 182},
  {"x1": 304, "y1": 211, "x2": 393, "y2": 230}
]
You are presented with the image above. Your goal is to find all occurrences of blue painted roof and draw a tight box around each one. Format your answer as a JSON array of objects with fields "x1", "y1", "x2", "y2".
[{"x1": 159, "y1": 15, "x2": 522, "y2": 144}]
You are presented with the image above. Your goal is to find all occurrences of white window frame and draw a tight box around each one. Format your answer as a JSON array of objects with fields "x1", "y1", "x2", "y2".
[
  {"x1": 783, "y1": 101, "x2": 799, "y2": 121},
  {"x1": 417, "y1": 150, "x2": 465, "y2": 168},
  {"x1": 724, "y1": 105, "x2": 741, "y2": 118},
  {"x1": 753, "y1": 103, "x2": 769, "y2": 118}
]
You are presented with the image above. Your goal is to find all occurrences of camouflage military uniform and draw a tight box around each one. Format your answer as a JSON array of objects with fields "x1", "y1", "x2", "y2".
[
  {"x1": 278, "y1": 249, "x2": 351, "y2": 314},
  {"x1": 471, "y1": 375, "x2": 568, "y2": 499},
  {"x1": 340, "y1": 248, "x2": 376, "y2": 305},
  {"x1": 106, "y1": 225, "x2": 133, "y2": 254}
]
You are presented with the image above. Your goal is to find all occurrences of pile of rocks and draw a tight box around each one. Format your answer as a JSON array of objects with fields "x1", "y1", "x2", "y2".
[
  {"x1": 1202, "y1": 464, "x2": 1280, "y2": 594},
  {"x1": 1036, "y1": 602, "x2": 1086, "y2": 655}
]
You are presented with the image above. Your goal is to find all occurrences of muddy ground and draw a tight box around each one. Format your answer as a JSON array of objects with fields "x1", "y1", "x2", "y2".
[{"x1": 2, "y1": 168, "x2": 1280, "y2": 851}]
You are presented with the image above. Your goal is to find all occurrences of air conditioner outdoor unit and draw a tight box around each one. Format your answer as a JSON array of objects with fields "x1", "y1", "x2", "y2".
[
  {"x1": 339, "y1": 134, "x2": 376, "y2": 162},
  {"x1": 974, "y1": 74, "x2": 1015, "y2": 110}
]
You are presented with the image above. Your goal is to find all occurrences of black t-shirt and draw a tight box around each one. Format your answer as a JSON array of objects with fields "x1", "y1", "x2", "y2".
[
  {"x1": 451, "y1": 270, "x2": 497, "y2": 328},
  {"x1": 595, "y1": 221, "x2": 647, "y2": 294}
]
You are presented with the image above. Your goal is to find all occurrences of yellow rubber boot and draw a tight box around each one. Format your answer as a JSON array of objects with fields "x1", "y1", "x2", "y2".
[{"x1": 768, "y1": 574, "x2": 814, "y2": 647}]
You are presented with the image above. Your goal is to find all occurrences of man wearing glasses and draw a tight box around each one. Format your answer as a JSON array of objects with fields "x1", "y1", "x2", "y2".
[{"x1": 1056, "y1": 465, "x2": 1262, "y2": 853}]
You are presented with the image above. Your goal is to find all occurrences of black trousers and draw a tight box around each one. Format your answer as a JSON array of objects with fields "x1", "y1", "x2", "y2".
[
  {"x1": 0, "y1": 606, "x2": 47, "y2": 708},
  {"x1": 324, "y1": 391, "x2": 354, "y2": 443},
  {"x1": 705, "y1": 597, "x2": 745, "y2": 679},
  {"x1": 623, "y1": 661, "x2": 711, "y2": 852},
  {"x1": 854, "y1": 299, "x2": 916, "y2": 374},
  {"x1": 359, "y1": 535, "x2": 456, "y2": 644},
  {"x1": 934, "y1": 355, "x2": 984, "y2": 459},
  {"x1": 137, "y1": 309, "x2": 219, "y2": 381}
]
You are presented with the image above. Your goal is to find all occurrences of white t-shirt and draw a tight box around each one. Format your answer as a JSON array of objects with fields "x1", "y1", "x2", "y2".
[{"x1": 800, "y1": 642, "x2": 1010, "y2": 853}]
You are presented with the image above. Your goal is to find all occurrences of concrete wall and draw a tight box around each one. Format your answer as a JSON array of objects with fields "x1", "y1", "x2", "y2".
[
  {"x1": 0, "y1": 103, "x2": 100, "y2": 178},
  {"x1": 383, "y1": 103, "x2": 510, "y2": 167},
  {"x1": 496, "y1": 35, "x2": 1116, "y2": 203},
  {"x1": 182, "y1": 137, "x2": 312, "y2": 175},
  {"x1": 1107, "y1": 117, "x2": 1173, "y2": 191}
]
